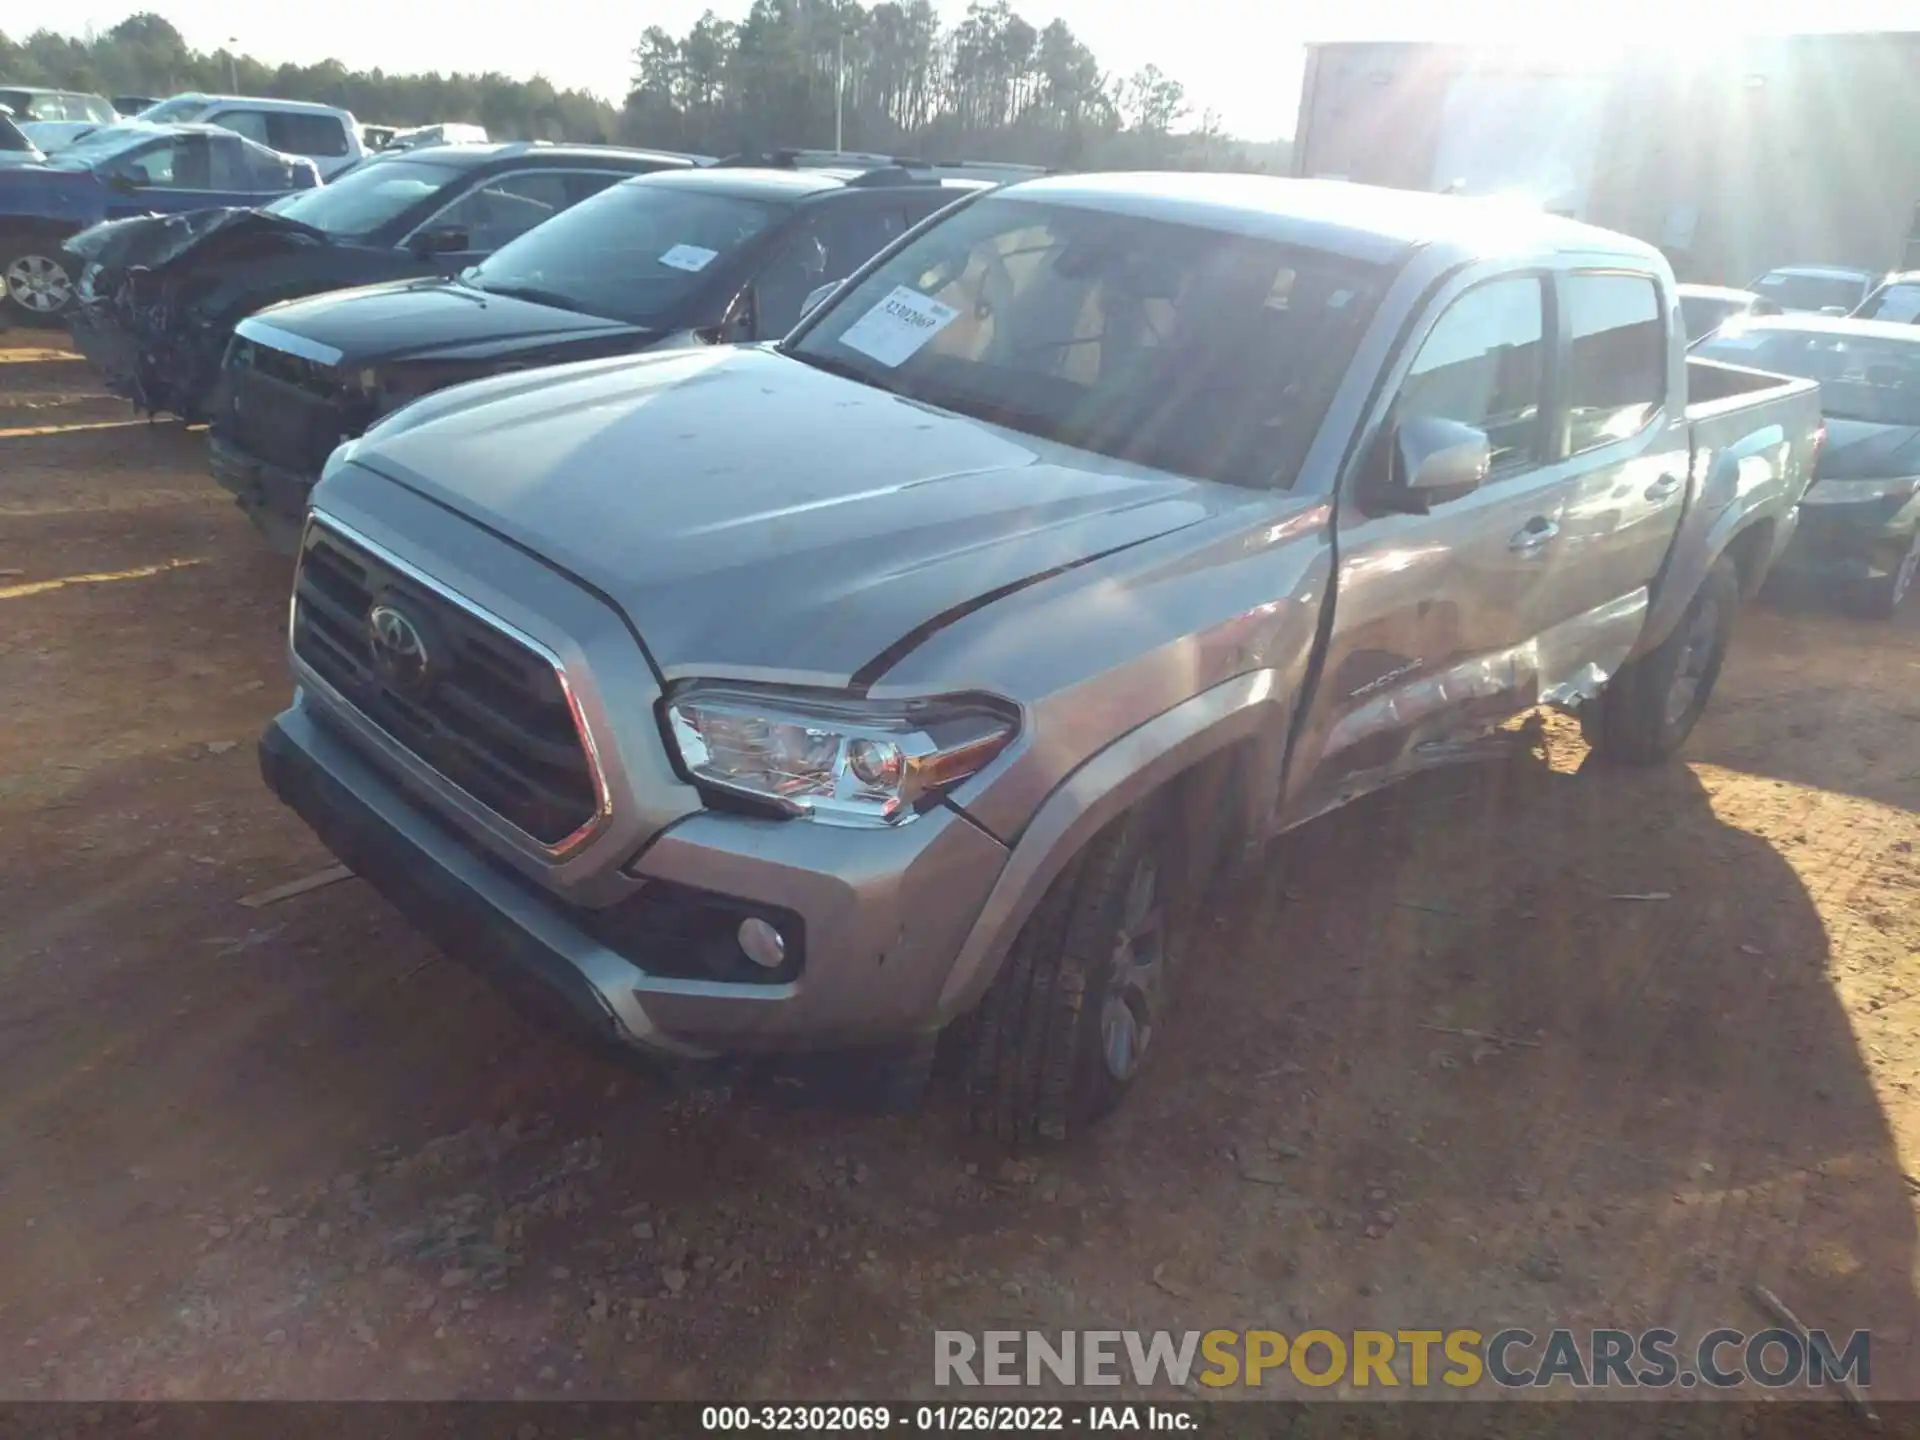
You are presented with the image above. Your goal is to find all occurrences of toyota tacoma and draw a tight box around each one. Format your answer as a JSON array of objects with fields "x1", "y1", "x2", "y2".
[{"x1": 258, "y1": 173, "x2": 1823, "y2": 1144}]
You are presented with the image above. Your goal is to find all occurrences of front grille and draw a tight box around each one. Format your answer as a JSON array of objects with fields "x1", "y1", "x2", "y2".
[
  {"x1": 224, "y1": 338, "x2": 359, "y2": 478},
  {"x1": 292, "y1": 523, "x2": 602, "y2": 848}
]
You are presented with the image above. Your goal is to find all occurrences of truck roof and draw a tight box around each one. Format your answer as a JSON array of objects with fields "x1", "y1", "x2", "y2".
[
  {"x1": 996, "y1": 172, "x2": 1666, "y2": 267},
  {"x1": 1759, "y1": 264, "x2": 1878, "y2": 282},
  {"x1": 390, "y1": 140, "x2": 698, "y2": 170}
]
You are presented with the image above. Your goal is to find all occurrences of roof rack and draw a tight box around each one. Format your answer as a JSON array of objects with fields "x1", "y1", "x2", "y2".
[{"x1": 708, "y1": 148, "x2": 1050, "y2": 184}]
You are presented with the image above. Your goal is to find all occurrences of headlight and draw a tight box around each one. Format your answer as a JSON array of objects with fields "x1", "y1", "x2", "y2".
[
  {"x1": 1801, "y1": 475, "x2": 1920, "y2": 505},
  {"x1": 664, "y1": 684, "x2": 1017, "y2": 827}
]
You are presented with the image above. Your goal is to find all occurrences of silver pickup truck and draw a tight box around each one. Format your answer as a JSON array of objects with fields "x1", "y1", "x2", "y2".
[{"x1": 258, "y1": 174, "x2": 1822, "y2": 1145}]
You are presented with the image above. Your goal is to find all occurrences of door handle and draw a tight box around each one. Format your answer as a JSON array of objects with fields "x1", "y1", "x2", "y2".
[
  {"x1": 1644, "y1": 473, "x2": 1684, "y2": 502},
  {"x1": 1509, "y1": 517, "x2": 1559, "y2": 553}
]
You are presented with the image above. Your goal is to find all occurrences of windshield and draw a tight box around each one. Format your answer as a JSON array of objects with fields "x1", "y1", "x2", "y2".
[
  {"x1": 788, "y1": 194, "x2": 1390, "y2": 489},
  {"x1": 1679, "y1": 294, "x2": 1744, "y2": 343},
  {"x1": 263, "y1": 157, "x2": 465, "y2": 237},
  {"x1": 1697, "y1": 327, "x2": 1920, "y2": 427},
  {"x1": 1854, "y1": 282, "x2": 1920, "y2": 325},
  {"x1": 466, "y1": 181, "x2": 784, "y2": 323},
  {"x1": 137, "y1": 97, "x2": 210, "y2": 123},
  {"x1": 1752, "y1": 271, "x2": 1867, "y2": 313}
]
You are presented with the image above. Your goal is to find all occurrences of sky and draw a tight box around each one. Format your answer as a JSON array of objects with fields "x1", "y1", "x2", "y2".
[{"x1": 56, "y1": 0, "x2": 1920, "y2": 142}]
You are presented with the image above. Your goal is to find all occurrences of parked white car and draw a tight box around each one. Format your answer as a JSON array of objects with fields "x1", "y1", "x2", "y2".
[{"x1": 134, "y1": 94, "x2": 365, "y2": 179}]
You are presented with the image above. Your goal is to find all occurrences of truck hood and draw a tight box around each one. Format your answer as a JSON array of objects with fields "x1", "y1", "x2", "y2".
[
  {"x1": 255, "y1": 278, "x2": 656, "y2": 367},
  {"x1": 341, "y1": 345, "x2": 1231, "y2": 684},
  {"x1": 1816, "y1": 417, "x2": 1920, "y2": 480}
]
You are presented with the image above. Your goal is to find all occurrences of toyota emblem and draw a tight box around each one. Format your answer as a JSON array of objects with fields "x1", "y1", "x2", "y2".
[{"x1": 366, "y1": 601, "x2": 432, "y2": 696}]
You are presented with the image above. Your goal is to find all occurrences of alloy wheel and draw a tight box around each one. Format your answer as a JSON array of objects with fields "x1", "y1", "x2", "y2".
[
  {"x1": 4, "y1": 254, "x2": 73, "y2": 315},
  {"x1": 1099, "y1": 855, "x2": 1167, "y2": 1083},
  {"x1": 1665, "y1": 593, "x2": 1721, "y2": 727}
]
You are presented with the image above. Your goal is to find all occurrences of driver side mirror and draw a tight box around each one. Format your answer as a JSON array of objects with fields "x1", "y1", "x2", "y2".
[
  {"x1": 409, "y1": 224, "x2": 471, "y2": 259},
  {"x1": 105, "y1": 172, "x2": 140, "y2": 195},
  {"x1": 1372, "y1": 414, "x2": 1493, "y2": 514},
  {"x1": 799, "y1": 281, "x2": 837, "y2": 320}
]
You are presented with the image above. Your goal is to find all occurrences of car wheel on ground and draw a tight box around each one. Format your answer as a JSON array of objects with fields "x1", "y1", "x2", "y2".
[
  {"x1": 961, "y1": 803, "x2": 1177, "y2": 1147},
  {"x1": 1581, "y1": 555, "x2": 1740, "y2": 764},
  {"x1": 1, "y1": 239, "x2": 76, "y2": 322},
  {"x1": 1842, "y1": 529, "x2": 1919, "y2": 621}
]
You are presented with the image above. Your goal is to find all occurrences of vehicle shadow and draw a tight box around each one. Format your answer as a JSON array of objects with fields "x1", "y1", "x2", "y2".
[
  {"x1": 1130, "y1": 717, "x2": 1919, "y2": 1395},
  {"x1": 1685, "y1": 593, "x2": 1920, "y2": 813}
]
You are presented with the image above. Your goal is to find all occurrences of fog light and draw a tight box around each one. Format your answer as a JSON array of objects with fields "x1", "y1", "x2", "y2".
[{"x1": 737, "y1": 917, "x2": 786, "y2": 969}]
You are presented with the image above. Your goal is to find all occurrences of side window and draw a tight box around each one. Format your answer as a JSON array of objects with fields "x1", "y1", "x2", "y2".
[
  {"x1": 1398, "y1": 276, "x2": 1546, "y2": 470},
  {"x1": 428, "y1": 171, "x2": 573, "y2": 250},
  {"x1": 114, "y1": 138, "x2": 181, "y2": 188},
  {"x1": 206, "y1": 133, "x2": 252, "y2": 191},
  {"x1": 213, "y1": 109, "x2": 272, "y2": 146},
  {"x1": 565, "y1": 170, "x2": 627, "y2": 205},
  {"x1": 266, "y1": 112, "x2": 351, "y2": 158},
  {"x1": 753, "y1": 204, "x2": 907, "y2": 339},
  {"x1": 1563, "y1": 272, "x2": 1665, "y2": 453}
]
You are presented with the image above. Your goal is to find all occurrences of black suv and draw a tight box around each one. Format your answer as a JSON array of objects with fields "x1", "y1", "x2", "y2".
[
  {"x1": 65, "y1": 141, "x2": 698, "y2": 417},
  {"x1": 209, "y1": 157, "x2": 1003, "y2": 552}
]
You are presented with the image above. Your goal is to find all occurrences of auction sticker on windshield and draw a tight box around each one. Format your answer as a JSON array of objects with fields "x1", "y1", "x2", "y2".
[
  {"x1": 837, "y1": 286, "x2": 959, "y2": 367},
  {"x1": 659, "y1": 244, "x2": 719, "y2": 272}
]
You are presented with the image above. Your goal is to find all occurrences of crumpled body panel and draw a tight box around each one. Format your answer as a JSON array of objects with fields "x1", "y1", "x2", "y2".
[{"x1": 64, "y1": 207, "x2": 432, "y2": 421}]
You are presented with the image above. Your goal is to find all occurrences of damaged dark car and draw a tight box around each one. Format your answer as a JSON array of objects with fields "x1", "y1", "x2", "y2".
[
  {"x1": 208, "y1": 161, "x2": 989, "y2": 553},
  {"x1": 63, "y1": 141, "x2": 699, "y2": 419}
]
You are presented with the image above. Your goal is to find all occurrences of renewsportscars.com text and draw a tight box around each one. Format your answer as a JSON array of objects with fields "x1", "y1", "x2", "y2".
[{"x1": 933, "y1": 1327, "x2": 1871, "y2": 1391}]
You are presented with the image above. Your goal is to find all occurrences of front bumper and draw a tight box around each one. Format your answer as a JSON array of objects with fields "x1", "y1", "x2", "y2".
[
  {"x1": 209, "y1": 430, "x2": 312, "y2": 556},
  {"x1": 260, "y1": 692, "x2": 1010, "y2": 1060},
  {"x1": 1773, "y1": 490, "x2": 1920, "y2": 585},
  {"x1": 64, "y1": 301, "x2": 141, "y2": 401}
]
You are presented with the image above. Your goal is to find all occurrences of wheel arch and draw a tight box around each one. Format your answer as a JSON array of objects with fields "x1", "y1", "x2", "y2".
[{"x1": 934, "y1": 670, "x2": 1289, "y2": 1023}]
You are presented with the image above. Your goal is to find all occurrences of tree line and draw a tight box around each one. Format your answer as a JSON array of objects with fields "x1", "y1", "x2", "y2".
[{"x1": 1, "y1": 6, "x2": 1289, "y2": 171}]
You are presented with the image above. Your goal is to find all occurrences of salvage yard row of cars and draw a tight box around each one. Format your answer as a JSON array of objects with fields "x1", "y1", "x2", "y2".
[{"x1": 9, "y1": 110, "x2": 1919, "y2": 1141}]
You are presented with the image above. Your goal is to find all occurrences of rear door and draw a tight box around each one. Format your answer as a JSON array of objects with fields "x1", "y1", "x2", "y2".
[
  {"x1": 1533, "y1": 266, "x2": 1689, "y2": 675},
  {"x1": 1280, "y1": 265, "x2": 1578, "y2": 824}
]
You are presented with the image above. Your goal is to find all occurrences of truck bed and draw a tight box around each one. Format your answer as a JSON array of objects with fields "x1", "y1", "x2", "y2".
[
  {"x1": 1630, "y1": 354, "x2": 1824, "y2": 661},
  {"x1": 1684, "y1": 353, "x2": 1816, "y2": 416}
]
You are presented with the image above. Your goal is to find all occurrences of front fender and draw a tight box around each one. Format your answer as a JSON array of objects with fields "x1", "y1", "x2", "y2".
[{"x1": 933, "y1": 669, "x2": 1289, "y2": 1022}]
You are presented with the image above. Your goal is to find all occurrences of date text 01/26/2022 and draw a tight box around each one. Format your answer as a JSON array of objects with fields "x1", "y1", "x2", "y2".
[{"x1": 700, "y1": 1404, "x2": 1195, "y2": 1431}]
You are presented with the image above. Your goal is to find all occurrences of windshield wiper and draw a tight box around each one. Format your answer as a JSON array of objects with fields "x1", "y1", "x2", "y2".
[
  {"x1": 471, "y1": 282, "x2": 598, "y2": 316},
  {"x1": 784, "y1": 347, "x2": 911, "y2": 399}
]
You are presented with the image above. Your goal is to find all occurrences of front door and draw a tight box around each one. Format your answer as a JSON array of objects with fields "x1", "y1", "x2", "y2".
[
  {"x1": 101, "y1": 133, "x2": 260, "y2": 219},
  {"x1": 1279, "y1": 267, "x2": 1577, "y2": 826}
]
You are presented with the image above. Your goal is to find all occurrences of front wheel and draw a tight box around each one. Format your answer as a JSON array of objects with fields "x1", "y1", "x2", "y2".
[
  {"x1": 961, "y1": 805, "x2": 1176, "y2": 1148},
  {"x1": 1581, "y1": 556, "x2": 1739, "y2": 764},
  {"x1": 1, "y1": 241, "x2": 76, "y2": 323}
]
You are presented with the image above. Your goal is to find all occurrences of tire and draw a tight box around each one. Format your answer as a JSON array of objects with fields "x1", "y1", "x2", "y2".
[
  {"x1": 1582, "y1": 555, "x2": 1740, "y2": 764},
  {"x1": 1, "y1": 237, "x2": 77, "y2": 324},
  {"x1": 961, "y1": 803, "x2": 1176, "y2": 1148},
  {"x1": 1840, "y1": 529, "x2": 1919, "y2": 622}
]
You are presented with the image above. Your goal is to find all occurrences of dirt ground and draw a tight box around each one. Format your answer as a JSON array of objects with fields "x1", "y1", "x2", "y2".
[{"x1": 2, "y1": 327, "x2": 1918, "y2": 1405}]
